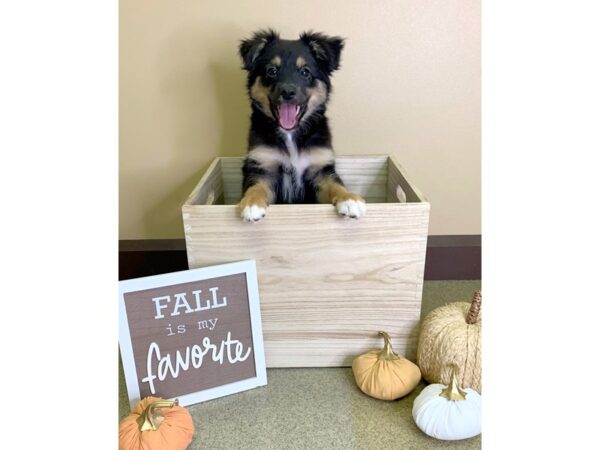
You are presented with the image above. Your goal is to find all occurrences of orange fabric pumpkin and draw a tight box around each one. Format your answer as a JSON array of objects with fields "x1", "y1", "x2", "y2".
[
  {"x1": 352, "y1": 331, "x2": 421, "y2": 400},
  {"x1": 119, "y1": 397, "x2": 194, "y2": 450}
]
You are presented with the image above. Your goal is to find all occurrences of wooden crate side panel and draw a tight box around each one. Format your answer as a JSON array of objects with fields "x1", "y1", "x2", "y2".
[
  {"x1": 335, "y1": 156, "x2": 388, "y2": 203},
  {"x1": 182, "y1": 203, "x2": 429, "y2": 366},
  {"x1": 219, "y1": 156, "x2": 389, "y2": 205},
  {"x1": 220, "y1": 158, "x2": 243, "y2": 205},
  {"x1": 387, "y1": 156, "x2": 429, "y2": 203},
  {"x1": 184, "y1": 158, "x2": 223, "y2": 206}
]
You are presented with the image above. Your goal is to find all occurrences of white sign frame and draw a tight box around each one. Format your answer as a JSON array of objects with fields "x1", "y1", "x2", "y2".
[{"x1": 119, "y1": 260, "x2": 267, "y2": 409}]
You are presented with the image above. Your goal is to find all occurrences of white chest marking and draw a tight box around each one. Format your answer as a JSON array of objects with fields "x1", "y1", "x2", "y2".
[
  {"x1": 247, "y1": 136, "x2": 334, "y2": 203},
  {"x1": 280, "y1": 132, "x2": 308, "y2": 202},
  {"x1": 283, "y1": 132, "x2": 311, "y2": 180}
]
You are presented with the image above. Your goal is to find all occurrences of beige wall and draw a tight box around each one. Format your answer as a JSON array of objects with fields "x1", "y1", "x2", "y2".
[{"x1": 120, "y1": 0, "x2": 480, "y2": 239}]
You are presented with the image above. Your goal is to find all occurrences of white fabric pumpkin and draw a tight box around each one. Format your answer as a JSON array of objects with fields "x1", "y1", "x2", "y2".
[{"x1": 412, "y1": 367, "x2": 481, "y2": 440}]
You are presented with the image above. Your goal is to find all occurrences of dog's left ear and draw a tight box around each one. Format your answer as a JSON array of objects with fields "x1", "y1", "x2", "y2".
[{"x1": 300, "y1": 31, "x2": 345, "y2": 75}]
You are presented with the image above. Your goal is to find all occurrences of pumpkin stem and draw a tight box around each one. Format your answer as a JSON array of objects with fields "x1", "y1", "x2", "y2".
[
  {"x1": 136, "y1": 399, "x2": 179, "y2": 432},
  {"x1": 466, "y1": 290, "x2": 481, "y2": 325},
  {"x1": 377, "y1": 331, "x2": 401, "y2": 360},
  {"x1": 439, "y1": 365, "x2": 467, "y2": 401}
]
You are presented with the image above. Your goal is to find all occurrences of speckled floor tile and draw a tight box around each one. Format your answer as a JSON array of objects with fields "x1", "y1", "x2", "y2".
[{"x1": 119, "y1": 280, "x2": 481, "y2": 449}]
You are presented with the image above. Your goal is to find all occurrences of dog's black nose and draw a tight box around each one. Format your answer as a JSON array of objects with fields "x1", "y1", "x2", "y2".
[{"x1": 280, "y1": 85, "x2": 296, "y2": 101}]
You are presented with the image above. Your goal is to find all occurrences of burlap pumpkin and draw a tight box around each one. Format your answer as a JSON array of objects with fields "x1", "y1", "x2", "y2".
[{"x1": 417, "y1": 290, "x2": 481, "y2": 392}]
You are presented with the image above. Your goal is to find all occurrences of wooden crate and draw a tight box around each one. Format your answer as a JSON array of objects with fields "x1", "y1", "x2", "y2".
[{"x1": 182, "y1": 156, "x2": 430, "y2": 367}]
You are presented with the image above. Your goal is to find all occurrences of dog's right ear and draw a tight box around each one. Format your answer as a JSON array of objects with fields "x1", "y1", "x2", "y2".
[{"x1": 239, "y1": 29, "x2": 279, "y2": 71}]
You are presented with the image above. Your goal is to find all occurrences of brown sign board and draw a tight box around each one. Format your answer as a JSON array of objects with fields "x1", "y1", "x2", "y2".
[{"x1": 119, "y1": 261, "x2": 266, "y2": 408}]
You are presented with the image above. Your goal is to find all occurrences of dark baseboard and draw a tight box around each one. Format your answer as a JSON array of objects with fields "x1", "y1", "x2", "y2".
[
  {"x1": 119, "y1": 235, "x2": 481, "y2": 281},
  {"x1": 424, "y1": 235, "x2": 481, "y2": 281}
]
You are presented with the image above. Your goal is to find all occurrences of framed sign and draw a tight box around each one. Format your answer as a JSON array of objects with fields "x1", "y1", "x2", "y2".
[{"x1": 119, "y1": 260, "x2": 267, "y2": 408}]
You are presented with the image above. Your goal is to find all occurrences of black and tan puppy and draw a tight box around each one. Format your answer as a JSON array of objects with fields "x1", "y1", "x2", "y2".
[{"x1": 237, "y1": 29, "x2": 366, "y2": 222}]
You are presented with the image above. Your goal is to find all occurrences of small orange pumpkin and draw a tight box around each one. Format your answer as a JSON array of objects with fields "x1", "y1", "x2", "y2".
[
  {"x1": 119, "y1": 397, "x2": 194, "y2": 450},
  {"x1": 352, "y1": 331, "x2": 422, "y2": 400}
]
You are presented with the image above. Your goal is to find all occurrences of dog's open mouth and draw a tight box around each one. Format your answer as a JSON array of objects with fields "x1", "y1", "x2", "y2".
[{"x1": 276, "y1": 103, "x2": 304, "y2": 130}]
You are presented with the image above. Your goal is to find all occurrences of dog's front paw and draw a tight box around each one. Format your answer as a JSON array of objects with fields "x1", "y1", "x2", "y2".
[
  {"x1": 238, "y1": 194, "x2": 268, "y2": 222},
  {"x1": 240, "y1": 204, "x2": 267, "y2": 222},
  {"x1": 335, "y1": 193, "x2": 367, "y2": 219}
]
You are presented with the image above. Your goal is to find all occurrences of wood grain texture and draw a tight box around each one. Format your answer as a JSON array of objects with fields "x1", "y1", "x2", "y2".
[
  {"x1": 387, "y1": 156, "x2": 429, "y2": 203},
  {"x1": 219, "y1": 156, "x2": 389, "y2": 204},
  {"x1": 183, "y1": 156, "x2": 430, "y2": 367},
  {"x1": 185, "y1": 158, "x2": 223, "y2": 206}
]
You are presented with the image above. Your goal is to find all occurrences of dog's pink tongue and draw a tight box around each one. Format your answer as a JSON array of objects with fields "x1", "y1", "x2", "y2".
[{"x1": 278, "y1": 103, "x2": 298, "y2": 129}]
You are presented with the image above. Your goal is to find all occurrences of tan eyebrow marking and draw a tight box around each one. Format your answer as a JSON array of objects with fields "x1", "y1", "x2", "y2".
[
  {"x1": 296, "y1": 56, "x2": 306, "y2": 68},
  {"x1": 271, "y1": 55, "x2": 281, "y2": 66}
]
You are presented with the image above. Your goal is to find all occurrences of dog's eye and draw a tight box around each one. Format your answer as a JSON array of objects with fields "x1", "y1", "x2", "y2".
[
  {"x1": 300, "y1": 67, "x2": 311, "y2": 79},
  {"x1": 266, "y1": 66, "x2": 278, "y2": 78}
]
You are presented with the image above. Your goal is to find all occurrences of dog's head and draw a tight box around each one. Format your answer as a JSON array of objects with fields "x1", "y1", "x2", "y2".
[{"x1": 239, "y1": 29, "x2": 344, "y2": 130}]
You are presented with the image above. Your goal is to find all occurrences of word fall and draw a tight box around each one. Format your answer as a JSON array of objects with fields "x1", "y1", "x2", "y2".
[{"x1": 152, "y1": 286, "x2": 227, "y2": 319}]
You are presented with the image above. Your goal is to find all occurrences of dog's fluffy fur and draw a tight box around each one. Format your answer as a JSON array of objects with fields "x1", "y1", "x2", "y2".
[{"x1": 237, "y1": 29, "x2": 366, "y2": 222}]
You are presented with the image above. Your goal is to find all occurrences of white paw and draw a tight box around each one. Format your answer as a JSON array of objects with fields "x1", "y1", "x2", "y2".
[
  {"x1": 241, "y1": 205, "x2": 266, "y2": 222},
  {"x1": 336, "y1": 199, "x2": 367, "y2": 218}
]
